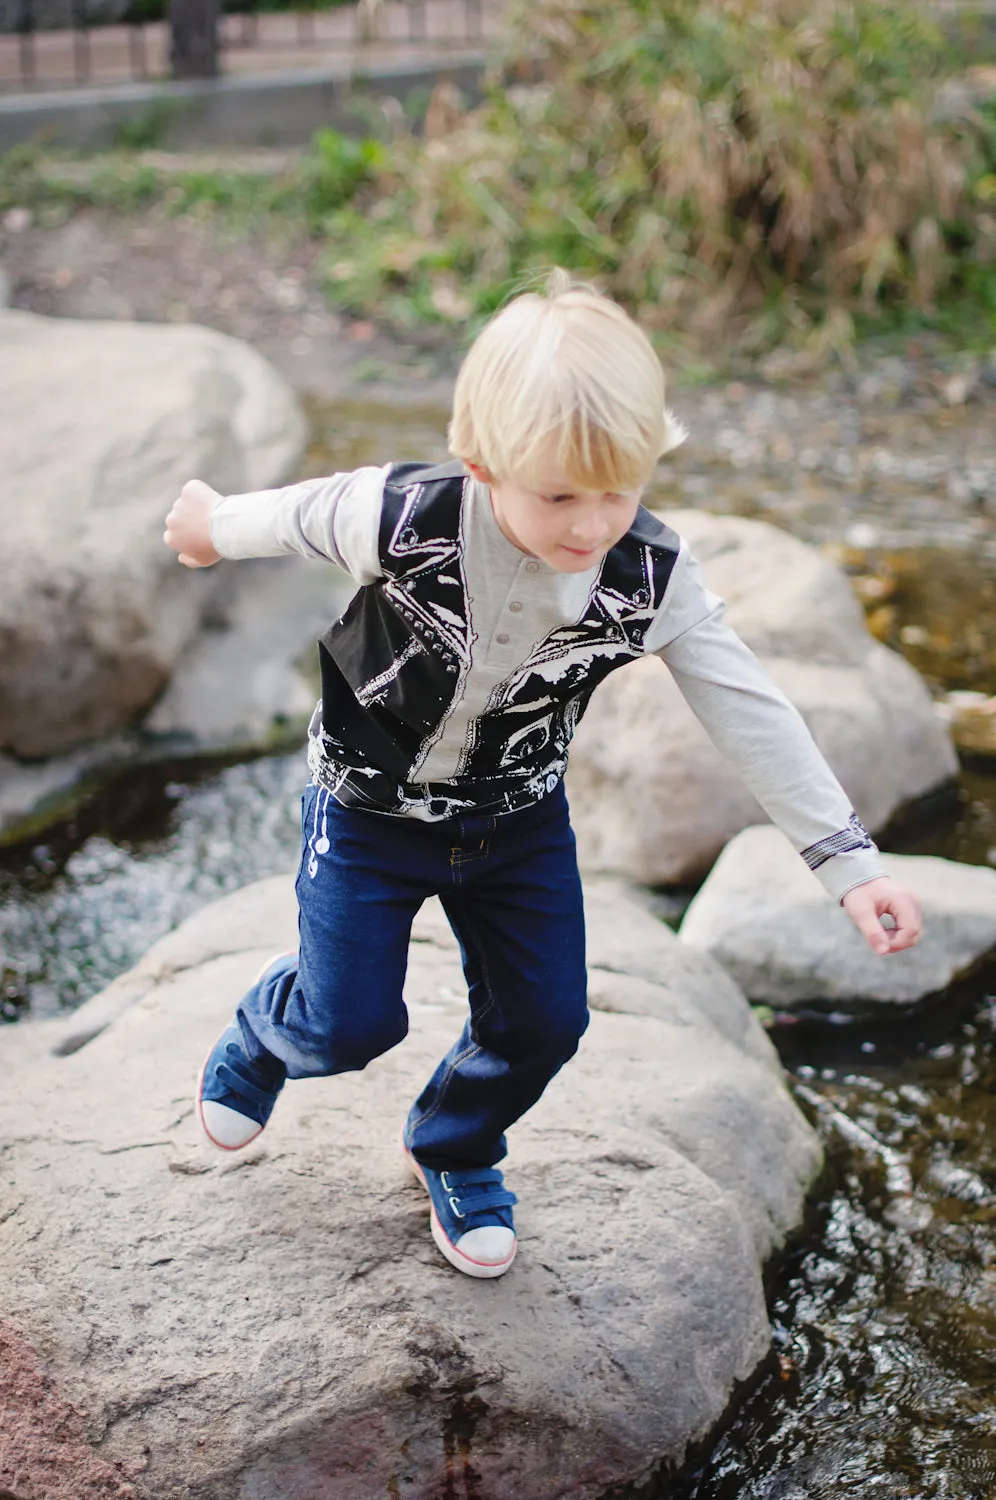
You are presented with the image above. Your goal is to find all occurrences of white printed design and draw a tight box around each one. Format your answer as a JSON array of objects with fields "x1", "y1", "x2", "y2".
[
  {"x1": 381, "y1": 480, "x2": 476, "y2": 777},
  {"x1": 457, "y1": 545, "x2": 667, "y2": 786},
  {"x1": 305, "y1": 786, "x2": 333, "y2": 877},
  {"x1": 354, "y1": 637, "x2": 425, "y2": 707}
]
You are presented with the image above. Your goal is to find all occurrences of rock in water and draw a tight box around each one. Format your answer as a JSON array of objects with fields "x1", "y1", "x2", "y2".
[
  {"x1": 679, "y1": 825, "x2": 996, "y2": 1008},
  {"x1": 0, "y1": 876, "x2": 820, "y2": 1499}
]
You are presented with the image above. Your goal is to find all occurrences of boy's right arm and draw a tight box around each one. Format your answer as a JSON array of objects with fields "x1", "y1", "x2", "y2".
[{"x1": 163, "y1": 466, "x2": 391, "y2": 584}]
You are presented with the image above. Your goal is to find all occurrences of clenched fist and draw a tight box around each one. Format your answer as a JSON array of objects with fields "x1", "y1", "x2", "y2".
[
  {"x1": 164, "y1": 480, "x2": 223, "y2": 568},
  {"x1": 841, "y1": 876, "x2": 922, "y2": 955}
]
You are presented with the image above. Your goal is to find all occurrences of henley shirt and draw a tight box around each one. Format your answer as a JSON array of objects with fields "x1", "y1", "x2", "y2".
[{"x1": 210, "y1": 463, "x2": 888, "y2": 905}]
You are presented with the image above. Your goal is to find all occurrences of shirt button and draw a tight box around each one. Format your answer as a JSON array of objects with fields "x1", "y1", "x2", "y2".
[
  {"x1": 525, "y1": 561, "x2": 540, "y2": 574},
  {"x1": 509, "y1": 601, "x2": 523, "y2": 613},
  {"x1": 496, "y1": 632, "x2": 510, "y2": 645}
]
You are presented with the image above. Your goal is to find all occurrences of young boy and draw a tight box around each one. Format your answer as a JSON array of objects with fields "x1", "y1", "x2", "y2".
[{"x1": 164, "y1": 273, "x2": 921, "y2": 1280}]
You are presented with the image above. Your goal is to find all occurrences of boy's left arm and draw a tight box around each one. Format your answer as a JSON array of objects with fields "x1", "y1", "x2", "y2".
[{"x1": 651, "y1": 551, "x2": 923, "y2": 956}]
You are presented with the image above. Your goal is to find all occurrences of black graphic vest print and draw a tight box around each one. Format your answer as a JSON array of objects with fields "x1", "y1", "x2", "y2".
[{"x1": 311, "y1": 461, "x2": 681, "y2": 819}]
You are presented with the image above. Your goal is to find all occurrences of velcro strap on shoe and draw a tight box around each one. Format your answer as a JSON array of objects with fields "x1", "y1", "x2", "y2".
[
  {"x1": 451, "y1": 1186, "x2": 518, "y2": 1214},
  {"x1": 217, "y1": 1062, "x2": 279, "y2": 1109},
  {"x1": 442, "y1": 1169, "x2": 518, "y2": 1216}
]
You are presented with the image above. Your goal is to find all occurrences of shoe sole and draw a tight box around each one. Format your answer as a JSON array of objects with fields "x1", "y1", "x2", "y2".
[
  {"x1": 402, "y1": 1139, "x2": 516, "y2": 1280},
  {"x1": 195, "y1": 951, "x2": 296, "y2": 1152}
]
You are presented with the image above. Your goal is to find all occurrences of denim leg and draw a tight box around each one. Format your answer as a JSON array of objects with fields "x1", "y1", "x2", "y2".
[
  {"x1": 405, "y1": 785, "x2": 589, "y2": 1170},
  {"x1": 237, "y1": 784, "x2": 434, "y2": 1080}
]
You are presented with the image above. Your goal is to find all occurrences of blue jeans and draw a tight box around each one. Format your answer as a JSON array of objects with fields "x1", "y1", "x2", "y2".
[{"x1": 236, "y1": 779, "x2": 589, "y2": 1170}]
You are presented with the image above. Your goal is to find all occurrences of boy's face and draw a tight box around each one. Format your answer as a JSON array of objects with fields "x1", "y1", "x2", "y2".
[{"x1": 468, "y1": 461, "x2": 644, "y2": 574}]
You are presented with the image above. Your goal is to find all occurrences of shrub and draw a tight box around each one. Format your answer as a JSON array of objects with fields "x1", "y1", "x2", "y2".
[{"x1": 323, "y1": 0, "x2": 996, "y2": 359}]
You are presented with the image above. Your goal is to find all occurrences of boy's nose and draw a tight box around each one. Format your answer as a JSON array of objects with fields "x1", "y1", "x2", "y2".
[{"x1": 571, "y1": 516, "x2": 610, "y2": 543}]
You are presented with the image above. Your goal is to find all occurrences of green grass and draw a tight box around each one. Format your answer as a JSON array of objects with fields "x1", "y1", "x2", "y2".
[{"x1": 0, "y1": 128, "x2": 386, "y2": 231}]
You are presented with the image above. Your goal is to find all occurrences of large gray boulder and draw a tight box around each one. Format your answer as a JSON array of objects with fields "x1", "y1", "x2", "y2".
[
  {"x1": 0, "y1": 876, "x2": 820, "y2": 1499},
  {"x1": 0, "y1": 309, "x2": 306, "y2": 760},
  {"x1": 567, "y1": 510, "x2": 958, "y2": 884},
  {"x1": 679, "y1": 825, "x2": 996, "y2": 1009}
]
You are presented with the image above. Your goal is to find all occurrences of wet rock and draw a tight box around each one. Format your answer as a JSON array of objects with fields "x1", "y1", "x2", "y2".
[
  {"x1": 0, "y1": 309, "x2": 306, "y2": 761},
  {"x1": 0, "y1": 735, "x2": 140, "y2": 847},
  {"x1": 567, "y1": 511, "x2": 957, "y2": 885},
  {"x1": 679, "y1": 825, "x2": 996, "y2": 1009},
  {"x1": 0, "y1": 876, "x2": 820, "y2": 1500}
]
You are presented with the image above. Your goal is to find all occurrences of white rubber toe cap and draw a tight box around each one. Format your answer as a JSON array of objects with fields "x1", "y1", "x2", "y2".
[
  {"x1": 199, "y1": 1099, "x2": 263, "y2": 1151},
  {"x1": 446, "y1": 1224, "x2": 517, "y2": 1278},
  {"x1": 456, "y1": 1225, "x2": 516, "y2": 1265}
]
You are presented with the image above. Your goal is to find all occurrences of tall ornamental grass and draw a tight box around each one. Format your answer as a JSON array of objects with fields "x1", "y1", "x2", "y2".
[{"x1": 326, "y1": 0, "x2": 996, "y2": 359}]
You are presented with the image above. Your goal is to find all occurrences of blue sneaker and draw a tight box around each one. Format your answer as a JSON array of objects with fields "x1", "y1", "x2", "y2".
[
  {"x1": 196, "y1": 1021, "x2": 286, "y2": 1151},
  {"x1": 403, "y1": 1142, "x2": 517, "y2": 1279}
]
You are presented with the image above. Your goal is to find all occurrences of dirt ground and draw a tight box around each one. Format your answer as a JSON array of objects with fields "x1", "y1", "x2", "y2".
[
  {"x1": 0, "y1": 194, "x2": 462, "y2": 404},
  {"x1": 4, "y1": 182, "x2": 996, "y2": 413}
]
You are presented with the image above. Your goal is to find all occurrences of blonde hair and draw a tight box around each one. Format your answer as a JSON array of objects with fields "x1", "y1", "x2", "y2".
[{"x1": 448, "y1": 271, "x2": 686, "y2": 490}]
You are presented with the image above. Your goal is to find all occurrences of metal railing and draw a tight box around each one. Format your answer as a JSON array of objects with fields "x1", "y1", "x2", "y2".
[{"x1": 1, "y1": 0, "x2": 499, "y2": 92}]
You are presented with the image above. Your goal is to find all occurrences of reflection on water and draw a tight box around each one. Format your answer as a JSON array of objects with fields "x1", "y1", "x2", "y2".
[
  {"x1": 887, "y1": 764, "x2": 996, "y2": 870},
  {"x1": 669, "y1": 987, "x2": 996, "y2": 1500}
]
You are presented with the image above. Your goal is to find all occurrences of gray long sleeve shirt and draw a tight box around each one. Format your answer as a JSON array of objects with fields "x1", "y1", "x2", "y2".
[{"x1": 210, "y1": 463, "x2": 887, "y2": 904}]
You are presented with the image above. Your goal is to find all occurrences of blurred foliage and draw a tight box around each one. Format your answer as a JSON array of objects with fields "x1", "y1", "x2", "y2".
[
  {"x1": 317, "y1": 0, "x2": 996, "y2": 363},
  {"x1": 0, "y1": 128, "x2": 386, "y2": 230},
  {"x1": 2, "y1": 0, "x2": 995, "y2": 368}
]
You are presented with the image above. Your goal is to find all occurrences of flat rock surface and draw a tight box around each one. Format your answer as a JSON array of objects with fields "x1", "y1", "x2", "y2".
[
  {"x1": 0, "y1": 876, "x2": 820, "y2": 1500},
  {"x1": 679, "y1": 825, "x2": 996, "y2": 1009}
]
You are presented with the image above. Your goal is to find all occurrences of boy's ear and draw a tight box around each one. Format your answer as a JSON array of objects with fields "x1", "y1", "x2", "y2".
[{"x1": 465, "y1": 462, "x2": 493, "y2": 485}]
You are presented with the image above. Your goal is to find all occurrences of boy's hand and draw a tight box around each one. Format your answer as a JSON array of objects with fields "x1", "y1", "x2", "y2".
[
  {"x1": 841, "y1": 877, "x2": 922, "y2": 956},
  {"x1": 164, "y1": 480, "x2": 223, "y2": 568}
]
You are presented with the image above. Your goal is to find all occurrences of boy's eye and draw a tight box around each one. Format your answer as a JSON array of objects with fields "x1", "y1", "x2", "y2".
[{"x1": 540, "y1": 491, "x2": 629, "y2": 503}]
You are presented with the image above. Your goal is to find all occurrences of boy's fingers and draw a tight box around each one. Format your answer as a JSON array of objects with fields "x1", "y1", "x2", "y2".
[
  {"x1": 845, "y1": 885, "x2": 923, "y2": 956},
  {"x1": 853, "y1": 907, "x2": 891, "y2": 956},
  {"x1": 858, "y1": 893, "x2": 922, "y2": 955},
  {"x1": 882, "y1": 892, "x2": 922, "y2": 952}
]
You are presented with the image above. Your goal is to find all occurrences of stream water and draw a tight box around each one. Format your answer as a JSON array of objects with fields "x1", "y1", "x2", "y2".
[
  {"x1": 2, "y1": 395, "x2": 996, "y2": 1497},
  {"x1": 670, "y1": 979, "x2": 996, "y2": 1500}
]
